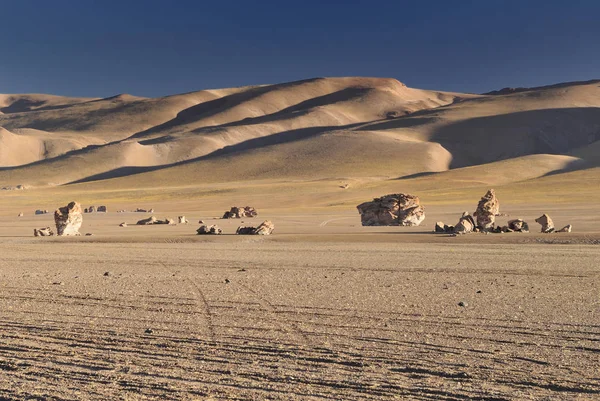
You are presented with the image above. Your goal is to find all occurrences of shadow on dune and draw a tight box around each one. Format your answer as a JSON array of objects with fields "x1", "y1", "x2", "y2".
[
  {"x1": 66, "y1": 124, "x2": 361, "y2": 185},
  {"x1": 128, "y1": 78, "x2": 325, "y2": 140},
  {"x1": 430, "y1": 107, "x2": 600, "y2": 169}
]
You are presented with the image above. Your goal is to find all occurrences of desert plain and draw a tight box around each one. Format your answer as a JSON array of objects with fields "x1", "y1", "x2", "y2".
[{"x1": 0, "y1": 77, "x2": 599, "y2": 400}]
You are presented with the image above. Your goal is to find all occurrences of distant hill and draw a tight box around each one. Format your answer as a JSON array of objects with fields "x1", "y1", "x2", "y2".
[{"x1": 1, "y1": 77, "x2": 599, "y2": 190}]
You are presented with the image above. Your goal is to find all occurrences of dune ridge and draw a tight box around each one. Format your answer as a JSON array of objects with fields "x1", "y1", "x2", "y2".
[{"x1": 1, "y1": 77, "x2": 599, "y2": 192}]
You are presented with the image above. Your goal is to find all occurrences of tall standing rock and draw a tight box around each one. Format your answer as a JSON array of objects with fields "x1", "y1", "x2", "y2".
[
  {"x1": 473, "y1": 189, "x2": 499, "y2": 230},
  {"x1": 535, "y1": 214, "x2": 555, "y2": 233},
  {"x1": 54, "y1": 201, "x2": 83, "y2": 236},
  {"x1": 356, "y1": 194, "x2": 425, "y2": 226}
]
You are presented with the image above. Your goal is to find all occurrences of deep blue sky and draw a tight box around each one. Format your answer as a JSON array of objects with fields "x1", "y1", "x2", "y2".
[{"x1": 1, "y1": 0, "x2": 599, "y2": 98}]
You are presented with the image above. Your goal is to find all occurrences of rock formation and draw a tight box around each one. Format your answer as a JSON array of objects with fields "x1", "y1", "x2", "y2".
[
  {"x1": 434, "y1": 221, "x2": 455, "y2": 233},
  {"x1": 54, "y1": 201, "x2": 83, "y2": 236},
  {"x1": 557, "y1": 224, "x2": 572, "y2": 233},
  {"x1": 453, "y1": 213, "x2": 476, "y2": 234},
  {"x1": 236, "y1": 220, "x2": 275, "y2": 235},
  {"x1": 34, "y1": 227, "x2": 54, "y2": 236},
  {"x1": 507, "y1": 219, "x2": 529, "y2": 232},
  {"x1": 356, "y1": 193, "x2": 425, "y2": 226},
  {"x1": 178, "y1": 216, "x2": 189, "y2": 224},
  {"x1": 197, "y1": 225, "x2": 222, "y2": 235},
  {"x1": 535, "y1": 214, "x2": 555, "y2": 233},
  {"x1": 137, "y1": 216, "x2": 157, "y2": 225},
  {"x1": 136, "y1": 216, "x2": 174, "y2": 225},
  {"x1": 222, "y1": 206, "x2": 258, "y2": 219},
  {"x1": 473, "y1": 189, "x2": 499, "y2": 230}
]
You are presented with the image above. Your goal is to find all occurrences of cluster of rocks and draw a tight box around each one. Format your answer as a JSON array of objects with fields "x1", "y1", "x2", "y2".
[
  {"x1": 84, "y1": 206, "x2": 107, "y2": 213},
  {"x1": 35, "y1": 209, "x2": 49, "y2": 215},
  {"x1": 222, "y1": 206, "x2": 257, "y2": 219},
  {"x1": 1, "y1": 185, "x2": 26, "y2": 191},
  {"x1": 197, "y1": 220, "x2": 275, "y2": 236},
  {"x1": 133, "y1": 208, "x2": 154, "y2": 213},
  {"x1": 34, "y1": 201, "x2": 83, "y2": 237},
  {"x1": 357, "y1": 193, "x2": 425, "y2": 226},
  {"x1": 136, "y1": 216, "x2": 176, "y2": 225},
  {"x1": 535, "y1": 214, "x2": 572, "y2": 233},
  {"x1": 433, "y1": 190, "x2": 573, "y2": 235}
]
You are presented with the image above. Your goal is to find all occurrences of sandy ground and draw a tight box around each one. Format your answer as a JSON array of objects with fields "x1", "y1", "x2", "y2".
[{"x1": 0, "y1": 209, "x2": 599, "y2": 400}]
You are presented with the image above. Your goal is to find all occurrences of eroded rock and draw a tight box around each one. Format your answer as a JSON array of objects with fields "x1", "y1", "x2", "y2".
[
  {"x1": 137, "y1": 216, "x2": 157, "y2": 225},
  {"x1": 197, "y1": 225, "x2": 222, "y2": 235},
  {"x1": 54, "y1": 201, "x2": 83, "y2": 236},
  {"x1": 236, "y1": 220, "x2": 275, "y2": 235},
  {"x1": 535, "y1": 214, "x2": 555, "y2": 233},
  {"x1": 454, "y1": 213, "x2": 476, "y2": 234},
  {"x1": 34, "y1": 227, "x2": 54, "y2": 237},
  {"x1": 507, "y1": 219, "x2": 529, "y2": 233},
  {"x1": 474, "y1": 189, "x2": 500, "y2": 230},
  {"x1": 222, "y1": 206, "x2": 258, "y2": 219},
  {"x1": 356, "y1": 193, "x2": 425, "y2": 226}
]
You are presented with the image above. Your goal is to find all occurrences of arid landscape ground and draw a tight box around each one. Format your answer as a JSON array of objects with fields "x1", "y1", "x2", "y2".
[{"x1": 1, "y1": 77, "x2": 599, "y2": 399}]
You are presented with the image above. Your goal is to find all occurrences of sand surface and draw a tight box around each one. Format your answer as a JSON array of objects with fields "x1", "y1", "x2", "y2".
[{"x1": 1, "y1": 208, "x2": 599, "y2": 400}]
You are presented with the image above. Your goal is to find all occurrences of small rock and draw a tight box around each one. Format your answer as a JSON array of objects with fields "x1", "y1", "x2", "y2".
[
  {"x1": 224, "y1": 279, "x2": 230, "y2": 284},
  {"x1": 119, "y1": 222, "x2": 127, "y2": 227},
  {"x1": 144, "y1": 328, "x2": 153, "y2": 334},
  {"x1": 52, "y1": 281, "x2": 64, "y2": 286},
  {"x1": 458, "y1": 301, "x2": 468, "y2": 307},
  {"x1": 85, "y1": 233, "x2": 94, "y2": 236},
  {"x1": 103, "y1": 272, "x2": 111, "y2": 277},
  {"x1": 476, "y1": 290, "x2": 482, "y2": 294}
]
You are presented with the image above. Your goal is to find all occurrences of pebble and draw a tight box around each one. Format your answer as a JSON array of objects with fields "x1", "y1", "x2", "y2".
[{"x1": 458, "y1": 301, "x2": 468, "y2": 307}]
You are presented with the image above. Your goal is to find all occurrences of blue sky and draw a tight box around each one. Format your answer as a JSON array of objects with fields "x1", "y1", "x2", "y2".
[{"x1": 1, "y1": 0, "x2": 598, "y2": 97}]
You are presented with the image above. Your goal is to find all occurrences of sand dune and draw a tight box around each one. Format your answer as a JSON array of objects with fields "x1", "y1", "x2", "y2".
[{"x1": 1, "y1": 77, "x2": 599, "y2": 195}]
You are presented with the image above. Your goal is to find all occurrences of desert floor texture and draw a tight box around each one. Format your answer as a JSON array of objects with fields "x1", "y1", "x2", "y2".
[{"x1": 0, "y1": 204, "x2": 599, "y2": 400}]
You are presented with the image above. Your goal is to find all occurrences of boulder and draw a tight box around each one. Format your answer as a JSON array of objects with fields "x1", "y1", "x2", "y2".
[
  {"x1": 236, "y1": 226, "x2": 256, "y2": 235},
  {"x1": 54, "y1": 201, "x2": 83, "y2": 236},
  {"x1": 88, "y1": 206, "x2": 96, "y2": 213},
  {"x1": 557, "y1": 224, "x2": 572, "y2": 233},
  {"x1": 236, "y1": 220, "x2": 275, "y2": 235},
  {"x1": 197, "y1": 225, "x2": 222, "y2": 235},
  {"x1": 473, "y1": 189, "x2": 499, "y2": 230},
  {"x1": 137, "y1": 216, "x2": 158, "y2": 225},
  {"x1": 222, "y1": 206, "x2": 258, "y2": 219},
  {"x1": 178, "y1": 216, "x2": 189, "y2": 224},
  {"x1": 507, "y1": 219, "x2": 529, "y2": 233},
  {"x1": 97, "y1": 206, "x2": 107, "y2": 212},
  {"x1": 253, "y1": 220, "x2": 275, "y2": 235},
  {"x1": 434, "y1": 221, "x2": 446, "y2": 233},
  {"x1": 84, "y1": 208, "x2": 89, "y2": 213},
  {"x1": 535, "y1": 214, "x2": 555, "y2": 233},
  {"x1": 34, "y1": 227, "x2": 54, "y2": 237},
  {"x1": 356, "y1": 193, "x2": 425, "y2": 226},
  {"x1": 453, "y1": 213, "x2": 476, "y2": 234}
]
